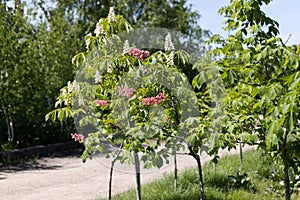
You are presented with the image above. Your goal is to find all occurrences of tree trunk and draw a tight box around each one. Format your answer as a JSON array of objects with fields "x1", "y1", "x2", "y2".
[
  {"x1": 188, "y1": 147, "x2": 205, "y2": 200},
  {"x1": 6, "y1": 116, "x2": 15, "y2": 142},
  {"x1": 239, "y1": 138, "x2": 243, "y2": 166},
  {"x1": 284, "y1": 168, "x2": 291, "y2": 200},
  {"x1": 196, "y1": 155, "x2": 205, "y2": 200},
  {"x1": 108, "y1": 160, "x2": 115, "y2": 200},
  {"x1": 282, "y1": 128, "x2": 290, "y2": 200},
  {"x1": 174, "y1": 152, "x2": 178, "y2": 191},
  {"x1": 134, "y1": 153, "x2": 141, "y2": 200},
  {"x1": 108, "y1": 140, "x2": 124, "y2": 200}
]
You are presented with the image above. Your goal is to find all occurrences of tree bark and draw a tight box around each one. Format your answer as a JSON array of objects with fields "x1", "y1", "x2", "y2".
[
  {"x1": 188, "y1": 146, "x2": 205, "y2": 200},
  {"x1": 239, "y1": 138, "x2": 243, "y2": 166},
  {"x1": 108, "y1": 140, "x2": 124, "y2": 200},
  {"x1": 8, "y1": 117, "x2": 14, "y2": 142},
  {"x1": 134, "y1": 153, "x2": 141, "y2": 200},
  {"x1": 282, "y1": 128, "x2": 291, "y2": 200},
  {"x1": 174, "y1": 152, "x2": 178, "y2": 191},
  {"x1": 108, "y1": 162, "x2": 114, "y2": 200},
  {"x1": 284, "y1": 168, "x2": 291, "y2": 200},
  {"x1": 196, "y1": 155, "x2": 204, "y2": 200}
]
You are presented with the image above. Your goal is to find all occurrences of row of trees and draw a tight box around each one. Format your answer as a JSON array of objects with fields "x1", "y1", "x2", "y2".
[
  {"x1": 0, "y1": 0, "x2": 78, "y2": 148},
  {"x1": 48, "y1": 1, "x2": 300, "y2": 200},
  {"x1": 0, "y1": 0, "x2": 208, "y2": 149}
]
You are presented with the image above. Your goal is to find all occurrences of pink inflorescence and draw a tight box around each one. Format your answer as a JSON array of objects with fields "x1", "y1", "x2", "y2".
[
  {"x1": 128, "y1": 48, "x2": 150, "y2": 61},
  {"x1": 142, "y1": 92, "x2": 167, "y2": 106},
  {"x1": 96, "y1": 100, "x2": 108, "y2": 106},
  {"x1": 118, "y1": 85, "x2": 135, "y2": 98},
  {"x1": 71, "y1": 133, "x2": 85, "y2": 143},
  {"x1": 138, "y1": 65, "x2": 152, "y2": 74}
]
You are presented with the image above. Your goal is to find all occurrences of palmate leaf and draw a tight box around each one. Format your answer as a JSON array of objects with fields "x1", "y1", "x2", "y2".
[
  {"x1": 268, "y1": 87, "x2": 277, "y2": 100},
  {"x1": 45, "y1": 107, "x2": 74, "y2": 122},
  {"x1": 192, "y1": 71, "x2": 207, "y2": 88},
  {"x1": 174, "y1": 50, "x2": 190, "y2": 65},
  {"x1": 72, "y1": 52, "x2": 86, "y2": 67}
]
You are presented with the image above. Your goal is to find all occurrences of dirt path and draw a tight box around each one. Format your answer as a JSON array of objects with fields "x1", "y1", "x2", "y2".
[{"x1": 0, "y1": 146, "x2": 255, "y2": 200}]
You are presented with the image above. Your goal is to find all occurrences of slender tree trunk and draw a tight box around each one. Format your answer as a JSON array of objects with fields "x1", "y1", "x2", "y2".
[
  {"x1": 213, "y1": 154, "x2": 217, "y2": 172},
  {"x1": 282, "y1": 129, "x2": 290, "y2": 200},
  {"x1": 196, "y1": 155, "x2": 204, "y2": 200},
  {"x1": 126, "y1": 114, "x2": 141, "y2": 200},
  {"x1": 108, "y1": 160, "x2": 115, "y2": 200},
  {"x1": 239, "y1": 138, "x2": 243, "y2": 166},
  {"x1": 188, "y1": 146, "x2": 205, "y2": 200},
  {"x1": 174, "y1": 152, "x2": 178, "y2": 191},
  {"x1": 108, "y1": 141, "x2": 124, "y2": 200},
  {"x1": 284, "y1": 167, "x2": 291, "y2": 200},
  {"x1": 5, "y1": 118, "x2": 11, "y2": 141},
  {"x1": 8, "y1": 117, "x2": 14, "y2": 142},
  {"x1": 6, "y1": 115, "x2": 15, "y2": 142},
  {"x1": 134, "y1": 153, "x2": 141, "y2": 200}
]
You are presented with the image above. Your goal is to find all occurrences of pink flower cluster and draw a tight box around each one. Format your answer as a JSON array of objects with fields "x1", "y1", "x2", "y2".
[
  {"x1": 142, "y1": 92, "x2": 167, "y2": 106},
  {"x1": 118, "y1": 85, "x2": 135, "y2": 98},
  {"x1": 96, "y1": 100, "x2": 108, "y2": 106},
  {"x1": 129, "y1": 48, "x2": 150, "y2": 61},
  {"x1": 138, "y1": 65, "x2": 152, "y2": 74},
  {"x1": 71, "y1": 133, "x2": 84, "y2": 143}
]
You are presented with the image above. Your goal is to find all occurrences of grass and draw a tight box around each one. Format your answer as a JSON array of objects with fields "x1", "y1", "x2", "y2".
[{"x1": 99, "y1": 149, "x2": 300, "y2": 200}]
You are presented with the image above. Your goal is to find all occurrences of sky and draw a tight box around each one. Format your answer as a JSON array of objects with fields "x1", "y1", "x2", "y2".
[
  {"x1": 188, "y1": 0, "x2": 300, "y2": 45},
  {"x1": 6, "y1": 0, "x2": 300, "y2": 45}
]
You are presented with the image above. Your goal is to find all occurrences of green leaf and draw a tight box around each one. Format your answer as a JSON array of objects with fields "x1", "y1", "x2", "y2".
[
  {"x1": 268, "y1": 87, "x2": 276, "y2": 100},
  {"x1": 296, "y1": 46, "x2": 300, "y2": 55},
  {"x1": 228, "y1": 70, "x2": 234, "y2": 84},
  {"x1": 281, "y1": 104, "x2": 290, "y2": 114},
  {"x1": 266, "y1": 120, "x2": 279, "y2": 148},
  {"x1": 252, "y1": 101, "x2": 260, "y2": 109},
  {"x1": 155, "y1": 155, "x2": 164, "y2": 169}
]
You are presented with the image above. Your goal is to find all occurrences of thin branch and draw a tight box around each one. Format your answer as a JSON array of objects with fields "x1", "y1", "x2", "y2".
[
  {"x1": 264, "y1": 65, "x2": 271, "y2": 80},
  {"x1": 284, "y1": 34, "x2": 292, "y2": 45},
  {"x1": 237, "y1": 80, "x2": 262, "y2": 87},
  {"x1": 108, "y1": 139, "x2": 124, "y2": 200}
]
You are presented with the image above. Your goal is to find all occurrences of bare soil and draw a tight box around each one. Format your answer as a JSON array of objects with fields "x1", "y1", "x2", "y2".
[{"x1": 0, "y1": 146, "x2": 254, "y2": 200}]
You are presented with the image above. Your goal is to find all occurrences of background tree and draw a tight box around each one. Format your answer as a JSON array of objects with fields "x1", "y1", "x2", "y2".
[
  {"x1": 54, "y1": 0, "x2": 210, "y2": 42},
  {"x1": 0, "y1": 0, "x2": 209, "y2": 150},
  {"x1": 192, "y1": 0, "x2": 300, "y2": 199},
  {"x1": 0, "y1": 1, "x2": 78, "y2": 149}
]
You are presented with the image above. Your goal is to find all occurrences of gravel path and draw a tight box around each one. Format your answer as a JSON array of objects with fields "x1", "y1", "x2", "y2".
[{"x1": 0, "y1": 146, "x2": 255, "y2": 200}]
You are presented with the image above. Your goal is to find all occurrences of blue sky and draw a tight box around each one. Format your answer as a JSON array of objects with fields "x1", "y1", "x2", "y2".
[
  {"x1": 6, "y1": 0, "x2": 300, "y2": 45},
  {"x1": 188, "y1": 0, "x2": 300, "y2": 45}
]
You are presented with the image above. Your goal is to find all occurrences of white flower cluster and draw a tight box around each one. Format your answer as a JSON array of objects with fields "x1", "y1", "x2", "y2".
[
  {"x1": 95, "y1": 70, "x2": 102, "y2": 84},
  {"x1": 94, "y1": 19, "x2": 106, "y2": 36},
  {"x1": 164, "y1": 33, "x2": 175, "y2": 52},
  {"x1": 61, "y1": 80, "x2": 81, "y2": 105},
  {"x1": 166, "y1": 51, "x2": 174, "y2": 66},
  {"x1": 107, "y1": 66, "x2": 113, "y2": 73},
  {"x1": 61, "y1": 88, "x2": 68, "y2": 97},
  {"x1": 67, "y1": 80, "x2": 80, "y2": 93},
  {"x1": 107, "y1": 7, "x2": 116, "y2": 23},
  {"x1": 85, "y1": 33, "x2": 92, "y2": 50},
  {"x1": 122, "y1": 40, "x2": 130, "y2": 55},
  {"x1": 78, "y1": 95, "x2": 84, "y2": 106}
]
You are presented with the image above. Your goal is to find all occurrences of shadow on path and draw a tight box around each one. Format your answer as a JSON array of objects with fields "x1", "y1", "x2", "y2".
[{"x1": 0, "y1": 149, "x2": 82, "y2": 173}]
